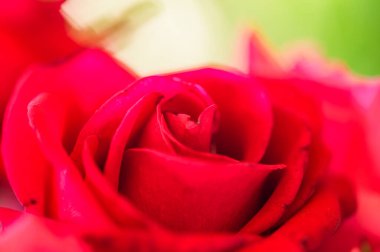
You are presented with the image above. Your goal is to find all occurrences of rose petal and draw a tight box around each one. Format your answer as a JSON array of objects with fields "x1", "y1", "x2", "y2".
[
  {"x1": 27, "y1": 93, "x2": 116, "y2": 231},
  {"x1": 136, "y1": 109, "x2": 177, "y2": 154},
  {"x1": 316, "y1": 217, "x2": 380, "y2": 252},
  {"x1": 266, "y1": 180, "x2": 355, "y2": 251},
  {"x1": 281, "y1": 137, "x2": 330, "y2": 221},
  {"x1": 241, "y1": 234, "x2": 304, "y2": 252},
  {"x1": 242, "y1": 108, "x2": 310, "y2": 234},
  {"x1": 80, "y1": 135, "x2": 151, "y2": 229},
  {"x1": 83, "y1": 220, "x2": 259, "y2": 252},
  {"x1": 119, "y1": 148, "x2": 284, "y2": 232},
  {"x1": 104, "y1": 93, "x2": 162, "y2": 188},
  {"x1": 258, "y1": 76, "x2": 324, "y2": 134},
  {"x1": 154, "y1": 232, "x2": 260, "y2": 252}
]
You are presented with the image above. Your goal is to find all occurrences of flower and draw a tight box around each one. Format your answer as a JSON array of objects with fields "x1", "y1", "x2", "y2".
[{"x1": 0, "y1": 33, "x2": 356, "y2": 250}]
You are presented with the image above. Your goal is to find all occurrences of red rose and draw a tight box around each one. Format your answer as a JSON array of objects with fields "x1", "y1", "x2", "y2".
[{"x1": 0, "y1": 37, "x2": 357, "y2": 251}]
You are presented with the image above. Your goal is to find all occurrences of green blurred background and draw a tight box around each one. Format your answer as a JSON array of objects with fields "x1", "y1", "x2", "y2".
[{"x1": 218, "y1": 0, "x2": 380, "y2": 76}]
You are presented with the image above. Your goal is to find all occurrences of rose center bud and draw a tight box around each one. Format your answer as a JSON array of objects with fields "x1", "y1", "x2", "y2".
[
  {"x1": 71, "y1": 76, "x2": 281, "y2": 234},
  {"x1": 164, "y1": 109, "x2": 217, "y2": 153},
  {"x1": 133, "y1": 87, "x2": 219, "y2": 155},
  {"x1": 163, "y1": 98, "x2": 219, "y2": 154}
]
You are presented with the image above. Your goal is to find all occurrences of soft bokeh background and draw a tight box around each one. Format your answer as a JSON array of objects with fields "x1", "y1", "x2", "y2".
[
  {"x1": 62, "y1": 0, "x2": 380, "y2": 76},
  {"x1": 219, "y1": 0, "x2": 380, "y2": 76}
]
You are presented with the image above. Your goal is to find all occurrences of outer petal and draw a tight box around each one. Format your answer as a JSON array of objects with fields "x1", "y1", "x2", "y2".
[
  {"x1": 247, "y1": 178, "x2": 355, "y2": 252},
  {"x1": 26, "y1": 93, "x2": 117, "y2": 231},
  {"x1": 316, "y1": 217, "x2": 380, "y2": 252},
  {"x1": 2, "y1": 49, "x2": 136, "y2": 216},
  {"x1": 119, "y1": 148, "x2": 283, "y2": 233},
  {"x1": 258, "y1": 77, "x2": 331, "y2": 223},
  {"x1": 242, "y1": 107, "x2": 310, "y2": 234},
  {"x1": 270, "y1": 180, "x2": 355, "y2": 251}
]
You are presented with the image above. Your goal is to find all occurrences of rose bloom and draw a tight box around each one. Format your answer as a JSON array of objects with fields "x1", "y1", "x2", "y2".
[{"x1": 0, "y1": 28, "x2": 366, "y2": 251}]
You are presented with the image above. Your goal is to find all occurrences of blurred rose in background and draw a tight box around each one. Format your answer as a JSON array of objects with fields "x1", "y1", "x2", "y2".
[{"x1": 218, "y1": 0, "x2": 380, "y2": 76}]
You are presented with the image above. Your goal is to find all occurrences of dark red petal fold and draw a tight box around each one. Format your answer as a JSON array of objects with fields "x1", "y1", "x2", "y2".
[
  {"x1": 80, "y1": 135, "x2": 151, "y2": 229},
  {"x1": 269, "y1": 181, "x2": 355, "y2": 251},
  {"x1": 242, "y1": 108, "x2": 310, "y2": 234},
  {"x1": 104, "y1": 93, "x2": 162, "y2": 188}
]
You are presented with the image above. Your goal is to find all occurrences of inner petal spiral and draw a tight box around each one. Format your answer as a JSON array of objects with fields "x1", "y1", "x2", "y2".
[{"x1": 164, "y1": 103, "x2": 219, "y2": 153}]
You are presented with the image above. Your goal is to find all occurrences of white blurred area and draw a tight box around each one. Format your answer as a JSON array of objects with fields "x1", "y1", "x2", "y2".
[{"x1": 61, "y1": 0, "x2": 229, "y2": 76}]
